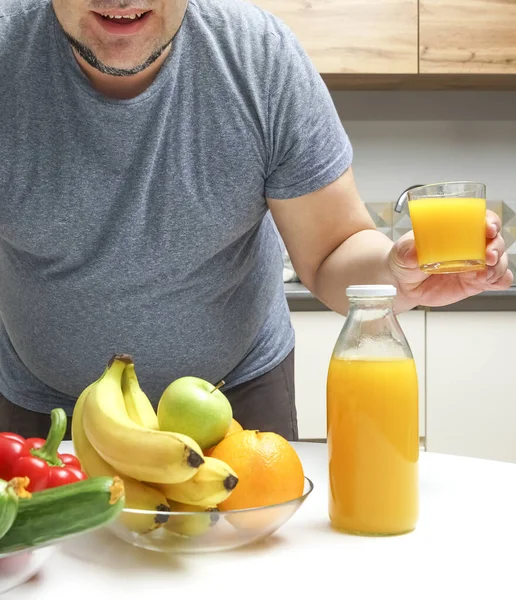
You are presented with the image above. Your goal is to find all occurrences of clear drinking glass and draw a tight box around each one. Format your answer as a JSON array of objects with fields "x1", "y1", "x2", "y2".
[
  {"x1": 326, "y1": 285, "x2": 419, "y2": 536},
  {"x1": 407, "y1": 181, "x2": 486, "y2": 274}
]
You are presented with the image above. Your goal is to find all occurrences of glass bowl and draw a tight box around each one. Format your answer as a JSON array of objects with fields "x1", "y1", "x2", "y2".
[
  {"x1": 0, "y1": 547, "x2": 55, "y2": 594},
  {"x1": 107, "y1": 476, "x2": 314, "y2": 554}
]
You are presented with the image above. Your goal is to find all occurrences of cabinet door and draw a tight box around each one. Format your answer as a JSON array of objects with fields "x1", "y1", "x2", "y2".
[
  {"x1": 426, "y1": 312, "x2": 516, "y2": 462},
  {"x1": 250, "y1": 0, "x2": 418, "y2": 74},
  {"x1": 290, "y1": 311, "x2": 344, "y2": 440},
  {"x1": 290, "y1": 310, "x2": 426, "y2": 440},
  {"x1": 399, "y1": 311, "x2": 426, "y2": 440},
  {"x1": 420, "y1": 0, "x2": 516, "y2": 74}
]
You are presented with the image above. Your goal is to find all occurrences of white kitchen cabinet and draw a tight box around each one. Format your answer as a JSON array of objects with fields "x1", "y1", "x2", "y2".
[
  {"x1": 401, "y1": 310, "x2": 427, "y2": 440},
  {"x1": 426, "y1": 312, "x2": 516, "y2": 463},
  {"x1": 289, "y1": 311, "x2": 344, "y2": 440},
  {"x1": 290, "y1": 310, "x2": 426, "y2": 440}
]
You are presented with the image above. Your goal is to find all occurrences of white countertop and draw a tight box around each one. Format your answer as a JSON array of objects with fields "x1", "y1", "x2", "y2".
[{"x1": 5, "y1": 442, "x2": 516, "y2": 599}]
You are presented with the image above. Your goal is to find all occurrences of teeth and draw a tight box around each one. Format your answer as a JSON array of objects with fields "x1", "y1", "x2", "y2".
[{"x1": 102, "y1": 12, "x2": 144, "y2": 19}]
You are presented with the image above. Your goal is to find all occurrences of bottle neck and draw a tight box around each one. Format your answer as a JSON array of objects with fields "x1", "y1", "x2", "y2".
[
  {"x1": 334, "y1": 295, "x2": 411, "y2": 360},
  {"x1": 348, "y1": 296, "x2": 395, "y2": 314}
]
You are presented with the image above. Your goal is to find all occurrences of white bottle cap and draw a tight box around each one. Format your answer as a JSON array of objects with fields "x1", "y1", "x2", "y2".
[{"x1": 346, "y1": 285, "x2": 397, "y2": 297}]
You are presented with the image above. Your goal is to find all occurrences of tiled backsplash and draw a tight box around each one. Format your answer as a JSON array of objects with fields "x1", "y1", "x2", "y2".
[{"x1": 365, "y1": 200, "x2": 516, "y2": 279}]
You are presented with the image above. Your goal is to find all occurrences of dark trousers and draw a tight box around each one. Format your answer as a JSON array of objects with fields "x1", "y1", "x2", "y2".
[{"x1": 0, "y1": 349, "x2": 298, "y2": 441}]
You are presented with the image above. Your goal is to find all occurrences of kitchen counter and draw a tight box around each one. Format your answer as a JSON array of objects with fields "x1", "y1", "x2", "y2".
[
  {"x1": 8, "y1": 442, "x2": 516, "y2": 599},
  {"x1": 286, "y1": 282, "x2": 516, "y2": 311}
]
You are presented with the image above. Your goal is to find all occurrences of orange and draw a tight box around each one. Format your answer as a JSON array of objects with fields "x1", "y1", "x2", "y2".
[
  {"x1": 210, "y1": 430, "x2": 305, "y2": 512},
  {"x1": 227, "y1": 418, "x2": 243, "y2": 436},
  {"x1": 204, "y1": 418, "x2": 243, "y2": 456}
]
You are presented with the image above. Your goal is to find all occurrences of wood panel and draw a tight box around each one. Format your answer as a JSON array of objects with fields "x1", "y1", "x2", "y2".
[
  {"x1": 251, "y1": 0, "x2": 418, "y2": 74},
  {"x1": 420, "y1": 0, "x2": 516, "y2": 74}
]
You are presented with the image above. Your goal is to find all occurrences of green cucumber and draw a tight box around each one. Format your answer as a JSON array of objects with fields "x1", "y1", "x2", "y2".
[
  {"x1": 0, "y1": 476, "x2": 125, "y2": 556},
  {"x1": 0, "y1": 479, "x2": 20, "y2": 540}
]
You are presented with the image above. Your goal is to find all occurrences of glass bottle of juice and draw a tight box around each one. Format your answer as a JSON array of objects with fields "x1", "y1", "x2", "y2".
[{"x1": 327, "y1": 284, "x2": 419, "y2": 536}]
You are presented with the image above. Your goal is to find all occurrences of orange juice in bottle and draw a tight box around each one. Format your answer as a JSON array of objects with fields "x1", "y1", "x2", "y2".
[{"x1": 327, "y1": 285, "x2": 419, "y2": 536}]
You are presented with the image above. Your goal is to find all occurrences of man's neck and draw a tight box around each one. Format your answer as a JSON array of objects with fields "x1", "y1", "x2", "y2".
[{"x1": 72, "y1": 46, "x2": 172, "y2": 100}]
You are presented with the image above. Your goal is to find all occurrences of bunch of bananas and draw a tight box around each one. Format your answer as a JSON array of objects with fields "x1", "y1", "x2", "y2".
[{"x1": 71, "y1": 354, "x2": 239, "y2": 536}]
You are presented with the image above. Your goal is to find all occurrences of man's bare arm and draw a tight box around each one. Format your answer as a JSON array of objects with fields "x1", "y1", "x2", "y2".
[
  {"x1": 268, "y1": 168, "x2": 414, "y2": 315},
  {"x1": 269, "y1": 167, "x2": 511, "y2": 316}
]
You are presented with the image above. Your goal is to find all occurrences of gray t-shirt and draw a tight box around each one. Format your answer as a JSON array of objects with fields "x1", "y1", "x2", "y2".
[{"x1": 0, "y1": 0, "x2": 353, "y2": 414}]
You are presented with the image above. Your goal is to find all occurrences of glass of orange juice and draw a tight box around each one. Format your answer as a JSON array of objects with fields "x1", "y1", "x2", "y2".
[
  {"x1": 407, "y1": 181, "x2": 486, "y2": 274},
  {"x1": 327, "y1": 285, "x2": 419, "y2": 536}
]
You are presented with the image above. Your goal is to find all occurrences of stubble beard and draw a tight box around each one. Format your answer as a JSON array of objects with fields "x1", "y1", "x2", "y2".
[{"x1": 62, "y1": 29, "x2": 173, "y2": 77}]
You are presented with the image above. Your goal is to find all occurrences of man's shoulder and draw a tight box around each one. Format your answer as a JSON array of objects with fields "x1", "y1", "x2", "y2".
[
  {"x1": 0, "y1": 0, "x2": 51, "y2": 64},
  {"x1": 0, "y1": 0, "x2": 47, "y2": 19},
  {"x1": 0, "y1": 0, "x2": 49, "y2": 49},
  {"x1": 188, "y1": 0, "x2": 290, "y2": 47}
]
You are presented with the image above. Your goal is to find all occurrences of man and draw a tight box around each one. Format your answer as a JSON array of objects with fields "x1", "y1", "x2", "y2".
[{"x1": 0, "y1": 0, "x2": 512, "y2": 441}]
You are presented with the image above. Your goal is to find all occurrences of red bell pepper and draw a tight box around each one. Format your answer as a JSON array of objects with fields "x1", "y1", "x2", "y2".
[{"x1": 0, "y1": 408, "x2": 87, "y2": 492}]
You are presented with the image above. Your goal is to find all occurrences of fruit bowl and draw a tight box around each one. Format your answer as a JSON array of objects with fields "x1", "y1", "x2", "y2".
[{"x1": 107, "y1": 476, "x2": 314, "y2": 554}]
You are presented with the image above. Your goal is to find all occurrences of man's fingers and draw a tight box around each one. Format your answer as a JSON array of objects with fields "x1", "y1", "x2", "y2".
[
  {"x1": 393, "y1": 236, "x2": 419, "y2": 269},
  {"x1": 487, "y1": 252, "x2": 510, "y2": 284},
  {"x1": 485, "y1": 232, "x2": 505, "y2": 267},
  {"x1": 486, "y1": 210, "x2": 501, "y2": 239},
  {"x1": 488, "y1": 267, "x2": 514, "y2": 289}
]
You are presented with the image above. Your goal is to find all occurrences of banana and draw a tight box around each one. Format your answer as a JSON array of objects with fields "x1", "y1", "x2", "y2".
[
  {"x1": 165, "y1": 501, "x2": 219, "y2": 538},
  {"x1": 157, "y1": 456, "x2": 238, "y2": 507},
  {"x1": 122, "y1": 362, "x2": 159, "y2": 430},
  {"x1": 82, "y1": 354, "x2": 205, "y2": 484},
  {"x1": 72, "y1": 377, "x2": 171, "y2": 535}
]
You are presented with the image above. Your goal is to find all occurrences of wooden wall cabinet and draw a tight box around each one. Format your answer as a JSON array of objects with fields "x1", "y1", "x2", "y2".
[
  {"x1": 420, "y1": 0, "x2": 516, "y2": 74},
  {"x1": 251, "y1": 0, "x2": 516, "y2": 88},
  {"x1": 251, "y1": 0, "x2": 418, "y2": 74}
]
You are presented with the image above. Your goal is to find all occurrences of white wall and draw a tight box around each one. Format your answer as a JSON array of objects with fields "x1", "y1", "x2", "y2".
[{"x1": 330, "y1": 91, "x2": 516, "y2": 205}]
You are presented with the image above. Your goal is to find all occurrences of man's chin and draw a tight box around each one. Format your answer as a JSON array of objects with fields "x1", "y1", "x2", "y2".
[
  {"x1": 90, "y1": 60, "x2": 151, "y2": 77},
  {"x1": 64, "y1": 29, "x2": 172, "y2": 77}
]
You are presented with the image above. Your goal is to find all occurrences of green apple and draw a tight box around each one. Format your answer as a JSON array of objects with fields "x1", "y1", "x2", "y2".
[{"x1": 157, "y1": 376, "x2": 233, "y2": 450}]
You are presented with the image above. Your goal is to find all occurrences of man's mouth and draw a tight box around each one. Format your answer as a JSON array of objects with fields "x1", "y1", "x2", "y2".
[
  {"x1": 99, "y1": 11, "x2": 149, "y2": 23},
  {"x1": 92, "y1": 9, "x2": 152, "y2": 34}
]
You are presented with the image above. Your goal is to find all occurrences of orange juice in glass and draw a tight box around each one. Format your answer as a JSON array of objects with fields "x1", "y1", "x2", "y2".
[
  {"x1": 407, "y1": 181, "x2": 486, "y2": 274},
  {"x1": 327, "y1": 285, "x2": 419, "y2": 536}
]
